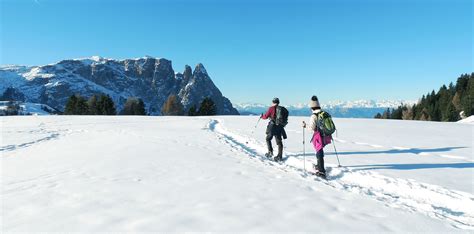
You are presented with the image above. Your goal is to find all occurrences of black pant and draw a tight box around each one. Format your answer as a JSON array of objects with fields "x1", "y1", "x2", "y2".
[
  {"x1": 266, "y1": 123, "x2": 283, "y2": 156},
  {"x1": 316, "y1": 149, "x2": 325, "y2": 173}
]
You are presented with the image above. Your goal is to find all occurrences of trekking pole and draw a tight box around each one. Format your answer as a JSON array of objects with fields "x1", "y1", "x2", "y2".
[
  {"x1": 332, "y1": 140, "x2": 342, "y2": 167},
  {"x1": 302, "y1": 121, "x2": 306, "y2": 174},
  {"x1": 246, "y1": 117, "x2": 261, "y2": 144}
]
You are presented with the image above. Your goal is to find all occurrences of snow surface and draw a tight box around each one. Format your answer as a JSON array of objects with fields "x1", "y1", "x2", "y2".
[
  {"x1": 1, "y1": 116, "x2": 473, "y2": 232},
  {"x1": 458, "y1": 115, "x2": 474, "y2": 124}
]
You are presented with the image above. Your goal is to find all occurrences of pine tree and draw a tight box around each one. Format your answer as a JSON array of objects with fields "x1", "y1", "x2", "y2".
[
  {"x1": 64, "y1": 95, "x2": 78, "y2": 115},
  {"x1": 188, "y1": 105, "x2": 197, "y2": 116},
  {"x1": 461, "y1": 73, "x2": 474, "y2": 116},
  {"x1": 445, "y1": 102, "x2": 459, "y2": 121},
  {"x1": 76, "y1": 96, "x2": 89, "y2": 115},
  {"x1": 420, "y1": 108, "x2": 430, "y2": 121},
  {"x1": 87, "y1": 95, "x2": 100, "y2": 115},
  {"x1": 97, "y1": 94, "x2": 116, "y2": 115},
  {"x1": 452, "y1": 92, "x2": 462, "y2": 112},
  {"x1": 198, "y1": 97, "x2": 217, "y2": 116},
  {"x1": 64, "y1": 94, "x2": 88, "y2": 115},
  {"x1": 121, "y1": 97, "x2": 146, "y2": 115},
  {"x1": 161, "y1": 95, "x2": 184, "y2": 116},
  {"x1": 136, "y1": 99, "x2": 146, "y2": 115},
  {"x1": 5, "y1": 101, "x2": 20, "y2": 115},
  {"x1": 391, "y1": 106, "x2": 403, "y2": 119},
  {"x1": 374, "y1": 113, "x2": 382, "y2": 119},
  {"x1": 381, "y1": 108, "x2": 391, "y2": 119},
  {"x1": 402, "y1": 106, "x2": 413, "y2": 120}
]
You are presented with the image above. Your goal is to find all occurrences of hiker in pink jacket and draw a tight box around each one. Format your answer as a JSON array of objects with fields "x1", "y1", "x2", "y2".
[{"x1": 302, "y1": 95, "x2": 332, "y2": 178}]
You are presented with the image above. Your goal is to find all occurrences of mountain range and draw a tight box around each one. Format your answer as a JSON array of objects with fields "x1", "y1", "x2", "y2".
[
  {"x1": 235, "y1": 100, "x2": 417, "y2": 118},
  {"x1": 0, "y1": 56, "x2": 239, "y2": 115}
]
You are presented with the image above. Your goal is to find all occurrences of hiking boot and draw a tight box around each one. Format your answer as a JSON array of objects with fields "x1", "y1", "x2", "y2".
[
  {"x1": 265, "y1": 151, "x2": 273, "y2": 158},
  {"x1": 273, "y1": 155, "x2": 283, "y2": 162}
]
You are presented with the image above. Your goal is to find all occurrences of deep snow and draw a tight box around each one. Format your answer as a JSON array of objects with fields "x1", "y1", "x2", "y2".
[{"x1": 1, "y1": 116, "x2": 473, "y2": 232}]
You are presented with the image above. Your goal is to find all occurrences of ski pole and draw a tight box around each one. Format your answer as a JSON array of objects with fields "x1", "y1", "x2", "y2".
[
  {"x1": 246, "y1": 117, "x2": 261, "y2": 144},
  {"x1": 302, "y1": 121, "x2": 306, "y2": 174},
  {"x1": 332, "y1": 140, "x2": 342, "y2": 167}
]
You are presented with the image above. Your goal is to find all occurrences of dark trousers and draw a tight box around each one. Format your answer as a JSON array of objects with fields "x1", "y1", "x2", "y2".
[
  {"x1": 316, "y1": 149, "x2": 325, "y2": 173},
  {"x1": 266, "y1": 133, "x2": 283, "y2": 156},
  {"x1": 266, "y1": 123, "x2": 283, "y2": 156}
]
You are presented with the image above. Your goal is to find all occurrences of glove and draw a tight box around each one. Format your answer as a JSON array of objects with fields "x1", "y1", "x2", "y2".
[{"x1": 302, "y1": 121, "x2": 306, "y2": 128}]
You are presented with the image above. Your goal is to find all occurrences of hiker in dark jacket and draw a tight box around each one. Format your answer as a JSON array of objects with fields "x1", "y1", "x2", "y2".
[{"x1": 261, "y1": 97, "x2": 284, "y2": 161}]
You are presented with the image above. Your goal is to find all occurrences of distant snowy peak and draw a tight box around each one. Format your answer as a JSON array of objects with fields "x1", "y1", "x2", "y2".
[
  {"x1": 323, "y1": 99, "x2": 418, "y2": 109},
  {"x1": 235, "y1": 100, "x2": 419, "y2": 118},
  {"x1": 234, "y1": 103, "x2": 267, "y2": 109},
  {"x1": 236, "y1": 100, "x2": 417, "y2": 110}
]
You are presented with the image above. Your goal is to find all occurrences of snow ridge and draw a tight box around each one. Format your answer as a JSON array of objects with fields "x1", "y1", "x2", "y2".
[{"x1": 207, "y1": 119, "x2": 474, "y2": 230}]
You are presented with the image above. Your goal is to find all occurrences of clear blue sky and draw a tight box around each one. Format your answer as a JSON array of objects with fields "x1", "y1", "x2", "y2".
[{"x1": 1, "y1": 0, "x2": 472, "y2": 105}]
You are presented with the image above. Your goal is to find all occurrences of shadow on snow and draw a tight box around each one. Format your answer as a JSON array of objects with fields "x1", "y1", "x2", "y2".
[{"x1": 348, "y1": 162, "x2": 474, "y2": 171}]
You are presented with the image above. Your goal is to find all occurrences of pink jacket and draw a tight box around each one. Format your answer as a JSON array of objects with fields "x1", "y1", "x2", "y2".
[{"x1": 311, "y1": 131, "x2": 332, "y2": 152}]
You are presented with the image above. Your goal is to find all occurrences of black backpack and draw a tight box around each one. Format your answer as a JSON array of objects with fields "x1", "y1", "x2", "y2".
[{"x1": 275, "y1": 106, "x2": 289, "y2": 127}]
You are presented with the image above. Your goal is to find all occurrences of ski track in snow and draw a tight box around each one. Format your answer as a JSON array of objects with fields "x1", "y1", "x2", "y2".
[{"x1": 207, "y1": 118, "x2": 474, "y2": 230}]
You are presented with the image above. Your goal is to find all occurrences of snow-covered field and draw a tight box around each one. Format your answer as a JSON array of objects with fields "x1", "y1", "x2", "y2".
[{"x1": 1, "y1": 116, "x2": 473, "y2": 232}]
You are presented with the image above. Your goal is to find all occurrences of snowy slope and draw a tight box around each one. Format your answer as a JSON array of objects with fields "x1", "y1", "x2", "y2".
[
  {"x1": 458, "y1": 115, "x2": 474, "y2": 124},
  {"x1": 1, "y1": 116, "x2": 472, "y2": 231}
]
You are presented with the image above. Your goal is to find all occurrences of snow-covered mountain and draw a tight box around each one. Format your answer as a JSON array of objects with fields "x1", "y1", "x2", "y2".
[
  {"x1": 0, "y1": 56, "x2": 239, "y2": 115},
  {"x1": 235, "y1": 100, "x2": 417, "y2": 118}
]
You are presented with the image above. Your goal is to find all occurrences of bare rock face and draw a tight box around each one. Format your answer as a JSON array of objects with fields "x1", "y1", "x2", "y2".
[{"x1": 0, "y1": 56, "x2": 239, "y2": 115}]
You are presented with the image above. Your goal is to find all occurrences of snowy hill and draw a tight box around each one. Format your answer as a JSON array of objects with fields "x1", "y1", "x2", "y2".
[
  {"x1": 2, "y1": 116, "x2": 472, "y2": 231},
  {"x1": 235, "y1": 99, "x2": 417, "y2": 118},
  {"x1": 0, "y1": 56, "x2": 239, "y2": 115}
]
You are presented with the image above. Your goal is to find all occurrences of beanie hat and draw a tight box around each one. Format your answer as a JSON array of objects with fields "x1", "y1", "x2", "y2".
[
  {"x1": 272, "y1": 97, "x2": 280, "y2": 104},
  {"x1": 309, "y1": 95, "x2": 321, "y2": 108}
]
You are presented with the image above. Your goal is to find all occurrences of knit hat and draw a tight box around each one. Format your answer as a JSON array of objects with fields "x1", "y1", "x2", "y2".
[{"x1": 309, "y1": 95, "x2": 320, "y2": 108}]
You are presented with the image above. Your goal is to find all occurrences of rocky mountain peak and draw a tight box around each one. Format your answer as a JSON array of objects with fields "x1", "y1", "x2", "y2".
[
  {"x1": 0, "y1": 56, "x2": 239, "y2": 115},
  {"x1": 193, "y1": 63, "x2": 208, "y2": 76},
  {"x1": 183, "y1": 65, "x2": 193, "y2": 82}
]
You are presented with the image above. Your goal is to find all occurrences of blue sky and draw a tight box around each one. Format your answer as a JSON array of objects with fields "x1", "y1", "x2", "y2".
[{"x1": 1, "y1": 0, "x2": 472, "y2": 104}]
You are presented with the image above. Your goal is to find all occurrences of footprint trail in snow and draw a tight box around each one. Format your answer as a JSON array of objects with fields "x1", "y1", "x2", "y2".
[{"x1": 208, "y1": 119, "x2": 474, "y2": 230}]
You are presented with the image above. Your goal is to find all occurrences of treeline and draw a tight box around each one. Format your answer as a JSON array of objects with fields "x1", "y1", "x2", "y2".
[
  {"x1": 64, "y1": 94, "x2": 119, "y2": 115},
  {"x1": 375, "y1": 73, "x2": 473, "y2": 121},
  {"x1": 161, "y1": 95, "x2": 216, "y2": 116},
  {"x1": 64, "y1": 93, "x2": 217, "y2": 116}
]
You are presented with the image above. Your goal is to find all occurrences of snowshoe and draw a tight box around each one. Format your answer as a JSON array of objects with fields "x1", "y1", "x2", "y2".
[
  {"x1": 315, "y1": 171, "x2": 327, "y2": 180},
  {"x1": 311, "y1": 164, "x2": 327, "y2": 179},
  {"x1": 265, "y1": 152, "x2": 273, "y2": 158},
  {"x1": 273, "y1": 155, "x2": 283, "y2": 162}
]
